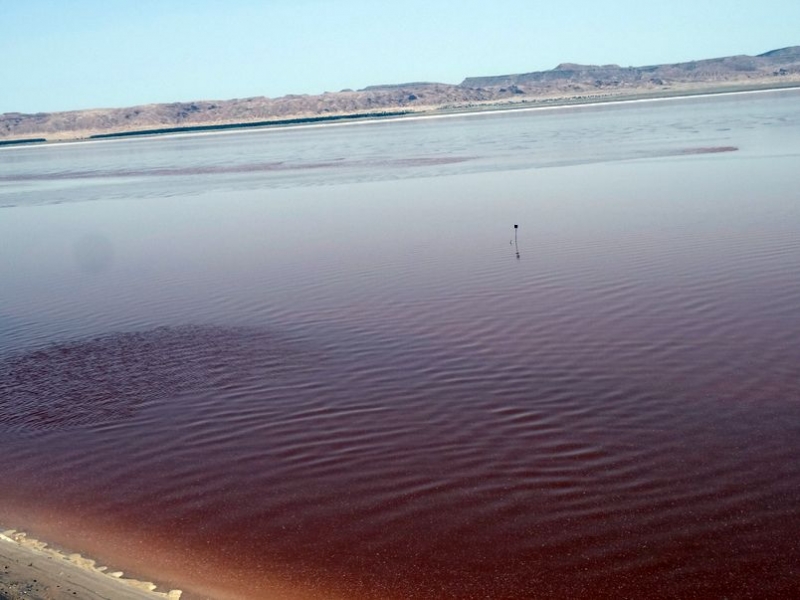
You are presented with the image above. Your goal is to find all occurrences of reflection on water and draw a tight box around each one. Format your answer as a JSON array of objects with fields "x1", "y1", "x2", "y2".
[
  {"x1": 1, "y1": 90, "x2": 800, "y2": 599},
  {"x1": 513, "y1": 224, "x2": 520, "y2": 260},
  {"x1": 1, "y1": 89, "x2": 797, "y2": 208}
]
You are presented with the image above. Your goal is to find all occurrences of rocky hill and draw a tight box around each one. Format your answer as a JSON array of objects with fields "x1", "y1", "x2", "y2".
[
  {"x1": 461, "y1": 46, "x2": 800, "y2": 89},
  {"x1": 2, "y1": 46, "x2": 799, "y2": 142}
]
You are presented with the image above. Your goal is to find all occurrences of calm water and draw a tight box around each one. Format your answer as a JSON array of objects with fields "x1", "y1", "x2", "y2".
[{"x1": 1, "y1": 90, "x2": 799, "y2": 599}]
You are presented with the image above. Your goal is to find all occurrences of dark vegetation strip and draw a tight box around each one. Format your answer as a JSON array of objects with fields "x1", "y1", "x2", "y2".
[
  {"x1": 89, "y1": 111, "x2": 412, "y2": 139},
  {"x1": 0, "y1": 138, "x2": 47, "y2": 146}
]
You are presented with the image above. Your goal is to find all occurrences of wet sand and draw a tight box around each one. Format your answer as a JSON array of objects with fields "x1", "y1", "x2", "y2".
[{"x1": 0, "y1": 531, "x2": 180, "y2": 600}]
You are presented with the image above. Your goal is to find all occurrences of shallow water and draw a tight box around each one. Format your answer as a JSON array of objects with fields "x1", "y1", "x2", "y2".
[{"x1": 1, "y1": 90, "x2": 800, "y2": 599}]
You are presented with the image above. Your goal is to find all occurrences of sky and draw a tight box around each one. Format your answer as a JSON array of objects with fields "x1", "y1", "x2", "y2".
[{"x1": 2, "y1": 0, "x2": 799, "y2": 114}]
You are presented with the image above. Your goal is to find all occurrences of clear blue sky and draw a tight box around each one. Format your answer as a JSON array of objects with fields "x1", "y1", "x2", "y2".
[{"x1": 2, "y1": 0, "x2": 798, "y2": 114}]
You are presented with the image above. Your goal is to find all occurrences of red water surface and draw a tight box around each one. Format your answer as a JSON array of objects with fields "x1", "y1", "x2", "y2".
[{"x1": 2, "y1": 141, "x2": 800, "y2": 599}]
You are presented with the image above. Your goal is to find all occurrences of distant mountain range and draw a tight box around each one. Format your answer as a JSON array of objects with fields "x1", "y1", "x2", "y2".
[{"x1": 2, "y1": 46, "x2": 799, "y2": 143}]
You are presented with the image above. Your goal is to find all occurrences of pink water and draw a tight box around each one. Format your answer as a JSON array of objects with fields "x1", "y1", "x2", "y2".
[{"x1": 1, "y1": 92, "x2": 799, "y2": 599}]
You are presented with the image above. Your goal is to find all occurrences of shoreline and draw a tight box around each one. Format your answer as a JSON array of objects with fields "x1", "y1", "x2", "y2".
[
  {"x1": 0, "y1": 530, "x2": 181, "y2": 600},
  {"x1": 3, "y1": 81, "x2": 799, "y2": 149}
]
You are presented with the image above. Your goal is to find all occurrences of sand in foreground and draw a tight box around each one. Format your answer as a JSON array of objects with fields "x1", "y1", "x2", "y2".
[{"x1": 0, "y1": 531, "x2": 180, "y2": 600}]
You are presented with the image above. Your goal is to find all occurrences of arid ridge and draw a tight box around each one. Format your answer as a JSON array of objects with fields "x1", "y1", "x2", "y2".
[{"x1": 2, "y1": 46, "x2": 799, "y2": 143}]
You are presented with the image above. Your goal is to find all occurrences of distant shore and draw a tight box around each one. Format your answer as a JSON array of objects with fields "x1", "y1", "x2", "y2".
[{"x1": 2, "y1": 79, "x2": 799, "y2": 148}]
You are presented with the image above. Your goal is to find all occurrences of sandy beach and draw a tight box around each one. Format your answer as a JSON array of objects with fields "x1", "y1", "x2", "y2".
[{"x1": 0, "y1": 531, "x2": 180, "y2": 600}]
